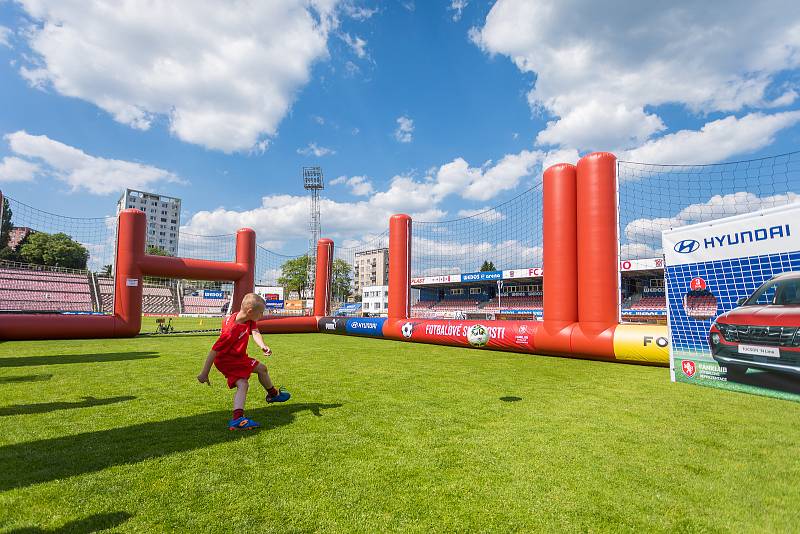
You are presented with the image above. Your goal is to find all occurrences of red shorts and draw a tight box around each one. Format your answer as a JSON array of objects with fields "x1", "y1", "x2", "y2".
[{"x1": 214, "y1": 352, "x2": 260, "y2": 388}]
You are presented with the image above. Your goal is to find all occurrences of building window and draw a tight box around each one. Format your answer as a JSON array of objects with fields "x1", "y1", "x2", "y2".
[{"x1": 470, "y1": 288, "x2": 482, "y2": 295}]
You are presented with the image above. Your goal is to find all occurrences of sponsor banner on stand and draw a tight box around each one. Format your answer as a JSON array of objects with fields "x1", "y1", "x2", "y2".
[
  {"x1": 663, "y1": 203, "x2": 800, "y2": 402},
  {"x1": 410, "y1": 274, "x2": 462, "y2": 285},
  {"x1": 620, "y1": 258, "x2": 664, "y2": 271},
  {"x1": 621, "y1": 309, "x2": 668, "y2": 316},
  {"x1": 502, "y1": 267, "x2": 543, "y2": 279},
  {"x1": 461, "y1": 271, "x2": 503, "y2": 282},
  {"x1": 202, "y1": 290, "x2": 225, "y2": 299}
]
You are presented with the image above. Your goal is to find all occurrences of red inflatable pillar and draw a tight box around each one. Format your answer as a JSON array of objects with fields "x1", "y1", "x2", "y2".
[
  {"x1": 543, "y1": 164, "x2": 578, "y2": 324},
  {"x1": 313, "y1": 238, "x2": 334, "y2": 316},
  {"x1": 113, "y1": 209, "x2": 145, "y2": 336},
  {"x1": 231, "y1": 228, "x2": 256, "y2": 314},
  {"x1": 572, "y1": 152, "x2": 619, "y2": 358},
  {"x1": 388, "y1": 214, "x2": 412, "y2": 319}
]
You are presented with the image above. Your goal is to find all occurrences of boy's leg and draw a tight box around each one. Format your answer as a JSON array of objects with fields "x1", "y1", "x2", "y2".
[
  {"x1": 254, "y1": 363, "x2": 274, "y2": 392},
  {"x1": 256, "y1": 362, "x2": 291, "y2": 403},
  {"x1": 233, "y1": 378, "x2": 249, "y2": 416}
]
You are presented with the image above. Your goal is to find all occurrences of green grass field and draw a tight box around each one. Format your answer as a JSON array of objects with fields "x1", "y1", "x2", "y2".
[{"x1": 1, "y1": 331, "x2": 799, "y2": 532}]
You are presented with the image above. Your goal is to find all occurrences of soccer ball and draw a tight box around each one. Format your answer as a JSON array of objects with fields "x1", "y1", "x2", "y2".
[
  {"x1": 401, "y1": 322, "x2": 414, "y2": 339},
  {"x1": 466, "y1": 324, "x2": 490, "y2": 347}
]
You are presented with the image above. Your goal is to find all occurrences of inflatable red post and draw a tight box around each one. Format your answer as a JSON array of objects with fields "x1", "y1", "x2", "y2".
[
  {"x1": 388, "y1": 214, "x2": 411, "y2": 319},
  {"x1": 571, "y1": 152, "x2": 619, "y2": 357},
  {"x1": 313, "y1": 238, "x2": 334, "y2": 317},
  {"x1": 231, "y1": 228, "x2": 256, "y2": 314}
]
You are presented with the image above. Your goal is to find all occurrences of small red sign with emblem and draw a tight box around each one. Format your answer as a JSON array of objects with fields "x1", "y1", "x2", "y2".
[
  {"x1": 690, "y1": 277, "x2": 707, "y2": 291},
  {"x1": 681, "y1": 360, "x2": 696, "y2": 378}
]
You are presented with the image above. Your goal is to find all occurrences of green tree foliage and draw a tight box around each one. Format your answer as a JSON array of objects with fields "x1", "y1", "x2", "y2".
[
  {"x1": 480, "y1": 260, "x2": 496, "y2": 272},
  {"x1": 146, "y1": 244, "x2": 173, "y2": 256},
  {"x1": 100, "y1": 264, "x2": 113, "y2": 277},
  {"x1": 19, "y1": 232, "x2": 89, "y2": 269},
  {"x1": 1, "y1": 197, "x2": 12, "y2": 250},
  {"x1": 278, "y1": 255, "x2": 310, "y2": 298},
  {"x1": 331, "y1": 258, "x2": 353, "y2": 302}
]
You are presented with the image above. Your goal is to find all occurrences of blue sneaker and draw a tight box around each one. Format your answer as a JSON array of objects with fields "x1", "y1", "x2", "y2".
[
  {"x1": 228, "y1": 416, "x2": 260, "y2": 431},
  {"x1": 267, "y1": 387, "x2": 291, "y2": 403}
]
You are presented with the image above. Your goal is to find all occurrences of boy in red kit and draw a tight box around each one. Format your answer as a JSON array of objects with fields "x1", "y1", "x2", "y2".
[{"x1": 197, "y1": 293, "x2": 291, "y2": 430}]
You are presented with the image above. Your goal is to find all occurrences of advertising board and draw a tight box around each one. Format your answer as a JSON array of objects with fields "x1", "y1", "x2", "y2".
[{"x1": 663, "y1": 203, "x2": 800, "y2": 402}]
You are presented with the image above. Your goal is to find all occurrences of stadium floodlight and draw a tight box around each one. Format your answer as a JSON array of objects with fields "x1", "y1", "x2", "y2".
[{"x1": 303, "y1": 167, "x2": 324, "y2": 298}]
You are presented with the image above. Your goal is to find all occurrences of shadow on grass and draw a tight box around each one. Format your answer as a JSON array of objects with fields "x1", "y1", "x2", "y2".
[
  {"x1": 500, "y1": 396, "x2": 523, "y2": 402},
  {"x1": 0, "y1": 396, "x2": 136, "y2": 417},
  {"x1": 0, "y1": 352, "x2": 159, "y2": 368},
  {"x1": 0, "y1": 374, "x2": 53, "y2": 384},
  {"x1": 0, "y1": 403, "x2": 341, "y2": 491},
  {"x1": 729, "y1": 369, "x2": 800, "y2": 395},
  {"x1": 6, "y1": 511, "x2": 132, "y2": 533}
]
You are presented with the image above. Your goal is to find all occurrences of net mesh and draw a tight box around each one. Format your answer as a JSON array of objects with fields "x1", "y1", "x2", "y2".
[
  {"x1": 333, "y1": 231, "x2": 389, "y2": 314},
  {"x1": 618, "y1": 151, "x2": 800, "y2": 260},
  {"x1": 412, "y1": 185, "x2": 543, "y2": 276}
]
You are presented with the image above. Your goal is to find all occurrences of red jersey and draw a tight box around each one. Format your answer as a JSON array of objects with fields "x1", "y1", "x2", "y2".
[{"x1": 212, "y1": 314, "x2": 256, "y2": 356}]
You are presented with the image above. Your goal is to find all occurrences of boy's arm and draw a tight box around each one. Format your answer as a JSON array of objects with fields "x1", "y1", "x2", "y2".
[
  {"x1": 252, "y1": 329, "x2": 271, "y2": 356},
  {"x1": 197, "y1": 350, "x2": 216, "y2": 385}
]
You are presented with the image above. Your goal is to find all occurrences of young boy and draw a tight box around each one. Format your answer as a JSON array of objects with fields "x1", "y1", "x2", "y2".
[{"x1": 197, "y1": 293, "x2": 290, "y2": 430}]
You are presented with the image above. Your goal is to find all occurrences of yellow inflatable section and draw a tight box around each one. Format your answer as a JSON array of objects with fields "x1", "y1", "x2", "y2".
[{"x1": 613, "y1": 324, "x2": 670, "y2": 364}]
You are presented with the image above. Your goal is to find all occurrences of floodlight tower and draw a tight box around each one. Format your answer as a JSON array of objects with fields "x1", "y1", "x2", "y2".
[{"x1": 303, "y1": 166, "x2": 324, "y2": 298}]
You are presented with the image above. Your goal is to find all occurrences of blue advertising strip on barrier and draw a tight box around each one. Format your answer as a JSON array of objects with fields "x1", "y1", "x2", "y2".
[
  {"x1": 265, "y1": 300, "x2": 284, "y2": 309},
  {"x1": 203, "y1": 290, "x2": 225, "y2": 299},
  {"x1": 461, "y1": 270, "x2": 503, "y2": 282},
  {"x1": 621, "y1": 309, "x2": 667, "y2": 316},
  {"x1": 346, "y1": 317, "x2": 386, "y2": 336}
]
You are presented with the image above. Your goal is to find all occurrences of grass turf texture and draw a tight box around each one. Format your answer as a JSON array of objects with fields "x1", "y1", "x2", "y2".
[{"x1": 1, "y1": 333, "x2": 798, "y2": 532}]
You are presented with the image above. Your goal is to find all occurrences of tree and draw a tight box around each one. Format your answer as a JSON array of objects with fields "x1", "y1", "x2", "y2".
[
  {"x1": 480, "y1": 260, "x2": 496, "y2": 272},
  {"x1": 278, "y1": 255, "x2": 310, "y2": 298},
  {"x1": 146, "y1": 244, "x2": 173, "y2": 256},
  {"x1": 100, "y1": 264, "x2": 113, "y2": 277},
  {"x1": 331, "y1": 258, "x2": 353, "y2": 303},
  {"x1": 19, "y1": 232, "x2": 89, "y2": 269},
  {"x1": 1, "y1": 197, "x2": 12, "y2": 250}
]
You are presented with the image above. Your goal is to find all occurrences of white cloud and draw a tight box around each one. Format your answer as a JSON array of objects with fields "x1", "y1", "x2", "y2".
[
  {"x1": 0, "y1": 156, "x2": 40, "y2": 182},
  {"x1": 342, "y1": 3, "x2": 378, "y2": 20},
  {"x1": 622, "y1": 192, "x2": 800, "y2": 258},
  {"x1": 16, "y1": 1, "x2": 339, "y2": 152},
  {"x1": 341, "y1": 33, "x2": 368, "y2": 59},
  {"x1": 297, "y1": 142, "x2": 336, "y2": 157},
  {"x1": 472, "y1": 0, "x2": 800, "y2": 153},
  {"x1": 394, "y1": 115, "x2": 414, "y2": 143},
  {"x1": 449, "y1": 1, "x2": 469, "y2": 22},
  {"x1": 401, "y1": 1, "x2": 415, "y2": 12},
  {"x1": 331, "y1": 175, "x2": 374, "y2": 196},
  {"x1": 4, "y1": 131, "x2": 183, "y2": 195},
  {"x1": 313, "y1": 115, "x2": 326, "y2": 125},
  {"x1": 183, "y1": 146, "x2": 543, "y2": 244},
  {"x1": 622, "y1": 111, "x2": 800, "y2": 165},
  {"x1": 456, "y1": 207, "x2": 506, "y2": 222},
  {"x1": 344, "y1": 60, "x2": 361, "y2": 77},
  {"x1": 0, "y1": 25, "x2": 11, "y2": 48},
  {"x1": 541, "y1": 147, "x2": 579, "y2": 170}
]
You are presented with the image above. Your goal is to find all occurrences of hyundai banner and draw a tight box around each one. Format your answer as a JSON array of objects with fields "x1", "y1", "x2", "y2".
[{"x1": 663, "y1": 203, "x2": 800, "y2": 402}]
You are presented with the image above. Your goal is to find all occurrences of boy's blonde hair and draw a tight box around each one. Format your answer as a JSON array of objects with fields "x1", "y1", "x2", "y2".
[{"x1": 241, "y1": 293, "x2": 266, "y2": 310}]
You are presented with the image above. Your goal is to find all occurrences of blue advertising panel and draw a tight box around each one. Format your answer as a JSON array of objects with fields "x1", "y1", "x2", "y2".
[
  {"x1": 203, "y1": 290, "x2": 225, "y2": 299},
  {"x1": 345, "y1": 317, "x2": 386, "y2": 337},
  {"x1": 461, "y1": 270, "x2": 503, "y2": 282},
  {"x1": 663, "y1": 204, "x2": 800, "y2": 402},
  {"x1": 265, "y1": 300, "x2": 284, "y2": 309}
]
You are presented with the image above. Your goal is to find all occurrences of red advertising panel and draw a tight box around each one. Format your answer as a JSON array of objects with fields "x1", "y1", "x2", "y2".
[{"x1": 383, "y1": 318, "x2": 540, "y2": 353}]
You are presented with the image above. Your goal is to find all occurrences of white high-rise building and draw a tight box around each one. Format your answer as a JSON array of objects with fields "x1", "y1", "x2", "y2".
[{"x1": 117, "y1": 189, "x2": 181, "y2": 255}]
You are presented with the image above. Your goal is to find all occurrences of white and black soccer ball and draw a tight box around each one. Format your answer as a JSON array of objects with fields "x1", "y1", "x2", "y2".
[
  {"x1": 466, "y1": 324, "x2": 490, "y2": 347},
  {"x1": 401, "y1": 322, "x2": 414, "y2": 339}
]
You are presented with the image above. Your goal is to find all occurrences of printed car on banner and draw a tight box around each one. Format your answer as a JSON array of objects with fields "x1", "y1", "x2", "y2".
[{"x1": 663, "y1": 203, "x2": 800, "y2": 402}]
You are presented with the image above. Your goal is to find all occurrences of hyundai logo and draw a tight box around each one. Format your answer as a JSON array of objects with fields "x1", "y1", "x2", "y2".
[{"x1": 674, "y1": 239, "x2": 700, "y2": 253}]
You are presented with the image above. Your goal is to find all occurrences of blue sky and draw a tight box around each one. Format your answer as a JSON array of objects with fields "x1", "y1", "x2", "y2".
[{"x1": 1, "y1": 0, "x2": 799, "y2": 263}]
